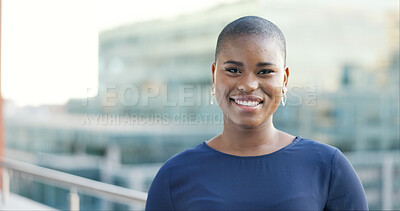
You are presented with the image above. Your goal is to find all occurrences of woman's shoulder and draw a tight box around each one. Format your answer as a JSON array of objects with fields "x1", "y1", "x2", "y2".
[
  {"x1": 278, "y1": 131, "x2": 338, "y2": 157},
  {"x1": 296, "y1": 137, "x2": 338, "y2": 151},
  {"x1": 291, "y1": 137, "x2": 340, "y2": 161},
  {"x1": 160, "y1": 142, "x2": 210, "y2": 169}
]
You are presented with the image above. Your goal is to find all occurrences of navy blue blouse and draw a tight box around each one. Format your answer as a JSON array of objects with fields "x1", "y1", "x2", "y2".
[{"x1": 146, "y1": 137, "x2": 368, "y2": 210}]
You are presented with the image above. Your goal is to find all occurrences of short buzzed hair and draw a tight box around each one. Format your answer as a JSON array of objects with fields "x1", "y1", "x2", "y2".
[{"x1": 215, "y1": 16, "x2": 286, "y2": 66}]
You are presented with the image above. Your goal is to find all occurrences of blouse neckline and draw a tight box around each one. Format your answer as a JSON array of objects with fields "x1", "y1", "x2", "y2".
[{"x1": 202, "y1": 136, "x2": 302, "y2": 159}]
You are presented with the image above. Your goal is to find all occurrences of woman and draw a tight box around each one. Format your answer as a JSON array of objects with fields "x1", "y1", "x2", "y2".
[{"x1": 146, "y1": 16, "x2": 368, "y2": 210}]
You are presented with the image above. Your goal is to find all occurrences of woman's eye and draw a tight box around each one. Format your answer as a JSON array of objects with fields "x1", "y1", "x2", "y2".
[
  {"x1": 225, "y1": 68, "x2": 240, "y2": 73},
  {"x1": 258, "y1": 69, "x2": 274, "y2": 74}
]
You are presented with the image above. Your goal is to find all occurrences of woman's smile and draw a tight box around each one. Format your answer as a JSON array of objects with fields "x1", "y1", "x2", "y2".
[{"x1": 230, "y1": 95, "x2": 263, "y2": 112}]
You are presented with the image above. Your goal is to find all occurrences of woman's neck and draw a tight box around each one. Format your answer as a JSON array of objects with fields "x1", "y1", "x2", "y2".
[
  {"x1": 206, "y1": 116, "x2": 296, "y2": 156},
  {"x1": 221, "y1": 118, "x2": 279, "y2": 150}
]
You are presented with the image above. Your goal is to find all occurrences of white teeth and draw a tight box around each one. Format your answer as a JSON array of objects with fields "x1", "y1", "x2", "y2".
[{"x1": 234, "y1": 100, "x2": 260, "y2": 107}]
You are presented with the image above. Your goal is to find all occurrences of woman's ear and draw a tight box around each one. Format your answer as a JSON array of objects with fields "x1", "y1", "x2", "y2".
[
  {"x1": 284, "y1": 66, "x2": 290, "y2": 87},
  {"x1": 211, "y1": 62, "x2": 216, "y2": 85}
]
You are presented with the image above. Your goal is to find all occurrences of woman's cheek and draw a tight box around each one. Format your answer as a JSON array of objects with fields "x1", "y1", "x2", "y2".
[{"x1": 215, "y1": 86, "x2": 226, "y2": 105}]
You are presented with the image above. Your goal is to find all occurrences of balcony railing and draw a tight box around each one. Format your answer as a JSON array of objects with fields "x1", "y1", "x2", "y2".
[{"x1": 0, "y1": 158, "x2": 147, "y2": 210}]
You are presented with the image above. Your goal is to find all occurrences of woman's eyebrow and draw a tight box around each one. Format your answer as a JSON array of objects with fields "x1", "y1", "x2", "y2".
[
  {"x1": 257, "y1": 62, "x2": 276, "y2": 67},
  {"x1": 223, "y1": 60, "x2": 244, "y2": 66},
  {"x1": 223, "y1": 60, "x2": 276, "y2": 67}
]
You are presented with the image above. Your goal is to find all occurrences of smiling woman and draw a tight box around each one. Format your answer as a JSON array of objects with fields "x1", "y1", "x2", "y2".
[{"x1": 145, "y1": 16, "x2": 368, "y2": 210}]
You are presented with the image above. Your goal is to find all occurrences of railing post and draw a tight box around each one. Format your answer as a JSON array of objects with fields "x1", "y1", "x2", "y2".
[
  {"x1": 1, "y1": 168, "x2": 9, "y2": 204},
  {"x1": 382, "y1": 156, "x2": 393, "y2": 210},
  {"x1": 69, "y1": 187, "x2": 80, "y2": 211}
]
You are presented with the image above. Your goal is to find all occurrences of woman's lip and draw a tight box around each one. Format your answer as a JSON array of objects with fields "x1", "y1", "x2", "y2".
[
  {"x1": 230, "y1": 95, "x2": 263, "y2": 102},
  {"x1": 231, "y1": 99, "x2": 262, "y2": 112}
]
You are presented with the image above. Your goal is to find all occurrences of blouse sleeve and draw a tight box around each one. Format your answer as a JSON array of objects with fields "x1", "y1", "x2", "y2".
[
  {"x1": 145, "y1": 165, "x2": 175, "y2": 210},
  {"x1": 324, "y1": 149, "x2": 368, "y2": 210}
]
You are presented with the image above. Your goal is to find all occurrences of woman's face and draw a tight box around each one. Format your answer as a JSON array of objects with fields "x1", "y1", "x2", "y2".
[{"x1": 212, "y1": 35, "x2": 289, "y2": 129}]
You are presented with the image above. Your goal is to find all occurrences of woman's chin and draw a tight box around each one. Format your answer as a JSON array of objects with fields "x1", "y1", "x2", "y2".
[{"x1": 232, "y1": 119, "x2": 266, "y2": 129}]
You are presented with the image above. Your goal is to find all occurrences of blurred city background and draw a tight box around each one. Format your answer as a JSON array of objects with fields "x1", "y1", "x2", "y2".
[{"x1": 1, "y1": 0, "x2": 399, "y2": 210}]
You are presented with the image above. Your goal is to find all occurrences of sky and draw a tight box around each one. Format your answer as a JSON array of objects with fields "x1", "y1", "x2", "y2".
[
  {"x1": 1, "y1": 0, "x2": 228, "y2": 107},
  {"x1": 1, "y1": 0, "x2": 398, "y2": 107}
]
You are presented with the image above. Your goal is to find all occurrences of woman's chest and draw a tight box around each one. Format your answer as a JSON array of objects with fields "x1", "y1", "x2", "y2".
[{"x1": 170, "y1": 163, "x2": 329, "y2": 210}]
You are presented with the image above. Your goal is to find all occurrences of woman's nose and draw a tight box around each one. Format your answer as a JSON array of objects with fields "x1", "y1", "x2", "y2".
[{"x1": 237, "y1": 73, "x2": 259, "y2": 92}]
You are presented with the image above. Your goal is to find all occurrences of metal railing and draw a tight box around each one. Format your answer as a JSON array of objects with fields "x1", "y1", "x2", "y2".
[{"x1": 0, "y1": 158, "x2": 147, "y2": 210}]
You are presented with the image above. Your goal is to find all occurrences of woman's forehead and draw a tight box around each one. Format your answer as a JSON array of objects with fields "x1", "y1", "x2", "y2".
[{"x1": 217, "y1": 36, "x2": 284, "y2": 66}]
